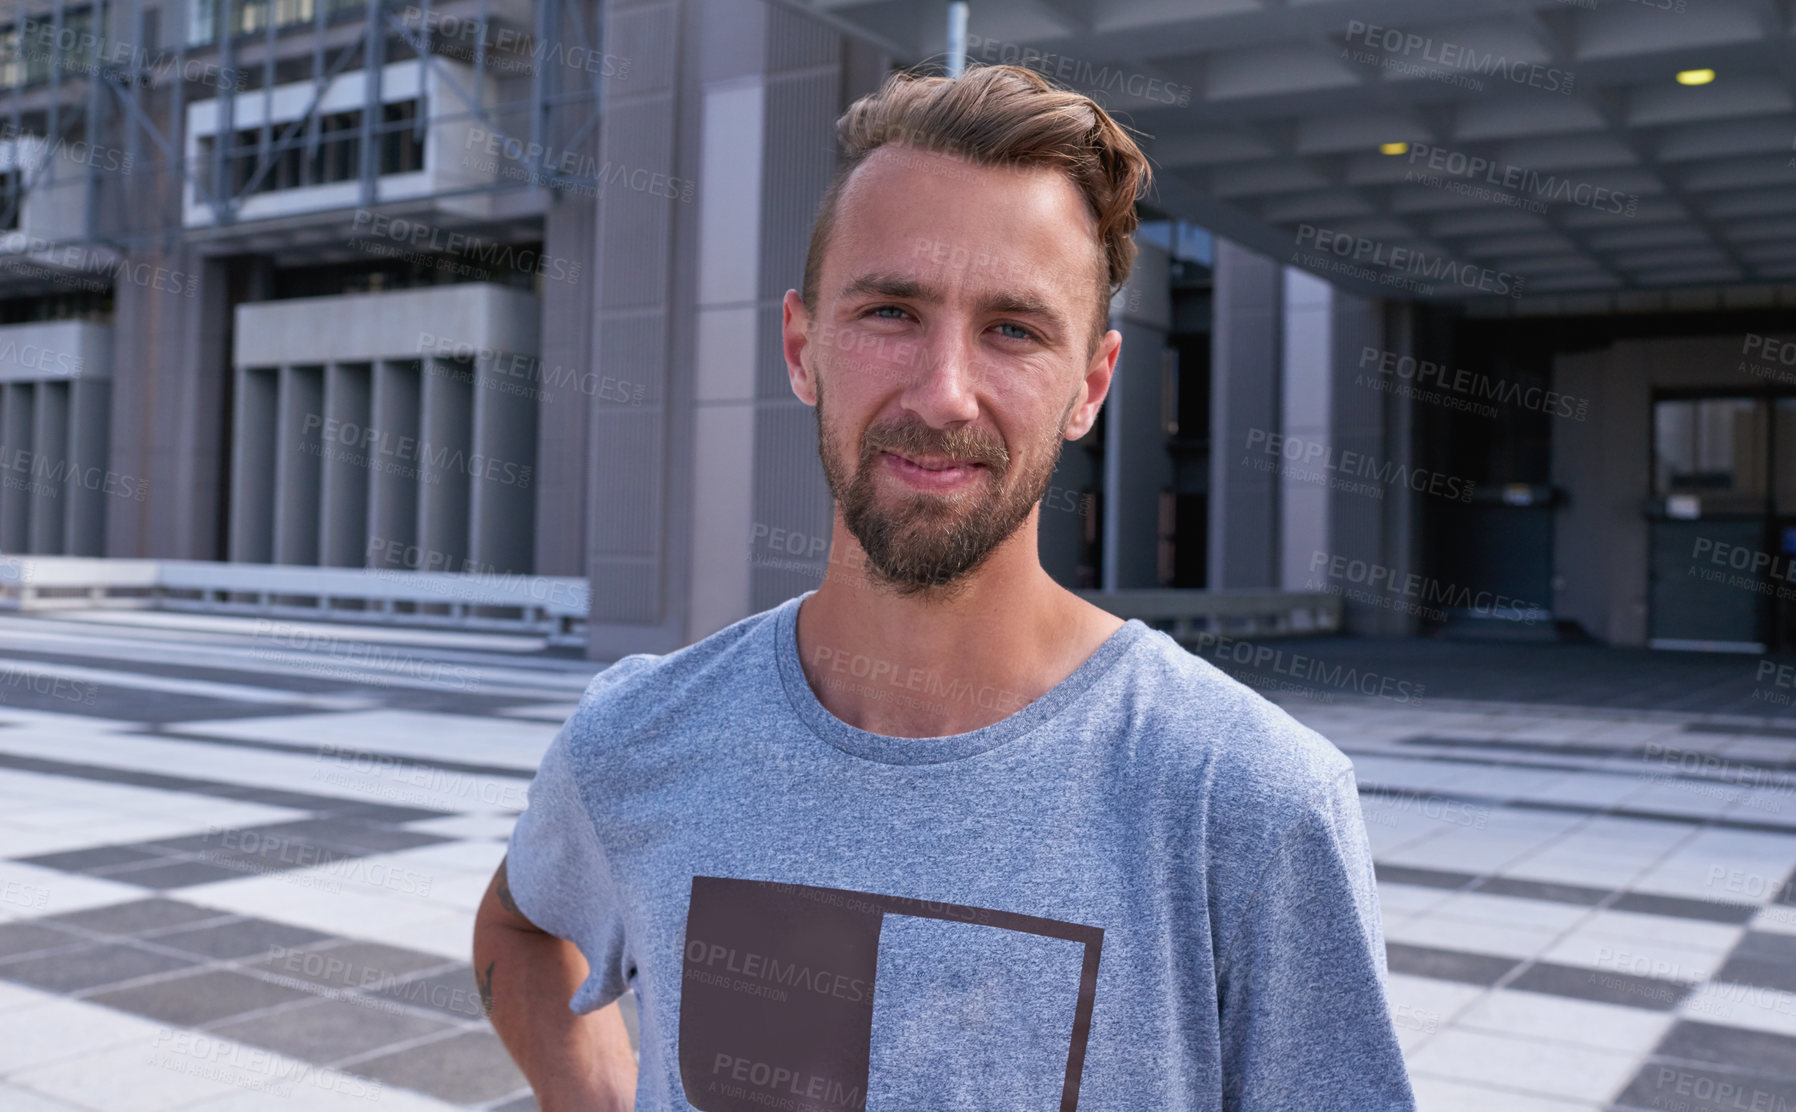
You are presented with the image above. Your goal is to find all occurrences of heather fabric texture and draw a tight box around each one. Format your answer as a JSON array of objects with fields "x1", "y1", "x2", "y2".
[{"x1": 505, "y1": 590, "x2": 1416, "y2": 1112}]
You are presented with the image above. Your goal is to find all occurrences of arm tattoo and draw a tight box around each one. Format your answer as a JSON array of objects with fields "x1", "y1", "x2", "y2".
[
  {"x1": 478, "y1": 960, "x2": 496, "y2": 1018},
  {"x1": 496, "y1": 859, "x2": 522, "y2": 917}
]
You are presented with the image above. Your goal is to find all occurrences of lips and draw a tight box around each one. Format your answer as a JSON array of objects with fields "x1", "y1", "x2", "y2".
[{"x1": 892, "y1": 452, "x2": 982, "y2": 472}]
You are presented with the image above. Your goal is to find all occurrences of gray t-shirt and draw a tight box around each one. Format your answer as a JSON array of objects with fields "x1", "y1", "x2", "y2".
[{"x1": 505, "y1": 590, "x2": 1416, "y2": 1112}]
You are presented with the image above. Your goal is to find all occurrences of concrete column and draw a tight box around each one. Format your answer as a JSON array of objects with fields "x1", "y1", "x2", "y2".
[
  {"x1": 0, "y1": 383, "x2": 32, "y2": 552},
  {"x1": 535, "y1": 191, "x2": 594, "y2": 577},
  {"x1": 1100, "y1": 241, "x2": 1173, "y2": 590},
  {"x1": 584, "y1": 0, "x2": 884, "y2": 657},
  {"x1": 273, "y1": 364, "x2": 323, "y2": 565},
  {"x1": 66, "y1": 376, "x2": 110, "y2": 555},
  {"x1": 109, "y1": 249, "x2": 244, "y2": 559},
  {"x1": 471, "y1": 352, "x2": 537, "y2": 574},
  {"x1": 230, "y1": 367, "x2": 278, "y2": 564},
  {"x1": 419, "y1": 356, "x2": 473, "y2": 571},
  {"x1": 1279, "y1": 269, "x2": 1332, "y2": 588},
  {"x1": 1209, "y1": 239, "x2": 1283, "y2": 589},
  {"x1": 28, "y1": 380, "x2": 69, "y2": 553},
  {"x1": 367, "y1": 359, "x2": 422, "y2": 568},
  {"x1": 320, "y1": 362, "x2": 372, "y2": 567}
]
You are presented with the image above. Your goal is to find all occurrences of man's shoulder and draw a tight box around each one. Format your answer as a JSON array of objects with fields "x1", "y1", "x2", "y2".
[
  {"x1": 561, "y1": 598, "x2": 792, "y2": 748},
  {"x1": 1121, "y1": 628, "x2": 1354, "y2": 809}
]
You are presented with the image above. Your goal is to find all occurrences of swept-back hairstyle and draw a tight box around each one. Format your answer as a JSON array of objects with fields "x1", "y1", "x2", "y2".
[{"x1": 801, "y1": 62, "x2": 1155, "y2": 351}]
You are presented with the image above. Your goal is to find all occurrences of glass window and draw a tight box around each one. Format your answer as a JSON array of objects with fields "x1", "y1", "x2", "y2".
[{"x1": 1654, "y1": 397, "x2": 1767, "y2": 512}]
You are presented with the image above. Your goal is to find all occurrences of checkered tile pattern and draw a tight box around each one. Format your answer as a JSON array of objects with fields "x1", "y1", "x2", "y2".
[{"x1": 2, "y1": 608, "x2": 1794, "y2": 1109}]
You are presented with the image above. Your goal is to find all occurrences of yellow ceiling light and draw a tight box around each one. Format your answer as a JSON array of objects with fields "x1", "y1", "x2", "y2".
[
  {"x1": 1380, "y1": 141, "x2": 1410, "y2": 155},
  {"x1": 1676, "y1": 68, "x2": 1716, "y2": 86}
]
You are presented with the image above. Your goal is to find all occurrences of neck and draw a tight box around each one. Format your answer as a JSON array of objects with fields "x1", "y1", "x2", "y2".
[{"x1": 795, "y1": 510, "x2": 1120, "y2": 737}]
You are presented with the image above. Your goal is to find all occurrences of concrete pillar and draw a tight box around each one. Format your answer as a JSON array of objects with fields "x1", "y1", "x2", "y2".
[
  {"x1": 471, "y1": 352, "x2": 537, "y2": 574},
  {"x1": 584, "y1": 0, "x2": 885, "y2": 658},
  {"x1": 28, "y1": 380, "x2": 69, "y2": 553},
  {"x1": 1100, "y1": 240, "x2": 1173, "y2": 590},
  {"x1": 367, "y1": 359, "x2": 422, "y2": 568},
  {"x1": 419, "y1": 356, "x2": 473, "y2": 571},
  {"x1": 320, "y1": 362, "x2": 373, "y2": 568},
  {"x1": 0, "y1": 383, "x2": 32, "y2": 552},
  {"x1": 230, "y1": 367, "x2": 277, "y2": 563},
  {"x1": 1209, "y1": 239, "x2": 1283, "y2": 589},
  {"x1": 109, "y1": 248, "x2": 243, "y2": 559},
  {"x1": 273, "y1": 364, "x2": 323, "y2": 566},
  {"x1": 1279, "y1": 269, "x2": 1332, "y2": 589}
]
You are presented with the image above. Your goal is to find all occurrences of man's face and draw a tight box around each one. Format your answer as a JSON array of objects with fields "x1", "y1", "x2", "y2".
[{"x1": 788, "y1": 144, "x2": 1118, "y2": 598}]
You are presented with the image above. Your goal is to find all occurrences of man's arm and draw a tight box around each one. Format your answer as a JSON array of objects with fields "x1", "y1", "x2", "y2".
[{"x1": 472, "y1": 856, "x2": 639, "y2": 1112}]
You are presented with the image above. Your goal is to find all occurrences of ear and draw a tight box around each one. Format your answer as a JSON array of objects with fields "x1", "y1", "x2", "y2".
[
  {"x1": 783, "y1": 289, "x2": 817, "y2": 406},
  {"x1": 1063, "y1": 328, "x2": 1121, "y2": 440}
]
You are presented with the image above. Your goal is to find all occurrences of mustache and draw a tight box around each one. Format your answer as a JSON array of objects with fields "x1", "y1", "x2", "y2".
[{"x1": 861, "y1": 420, "x2": 1010, "y2": 471}]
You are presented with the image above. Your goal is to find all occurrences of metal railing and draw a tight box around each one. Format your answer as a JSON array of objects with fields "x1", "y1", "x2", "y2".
[{"x1": 0, "y1": 555, "x2": 587, "y2": 646}]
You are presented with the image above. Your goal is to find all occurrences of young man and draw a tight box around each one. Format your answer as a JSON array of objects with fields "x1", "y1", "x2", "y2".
[{"x1": 474, "y1": 63, "x2": 1417, "y2": 1112}]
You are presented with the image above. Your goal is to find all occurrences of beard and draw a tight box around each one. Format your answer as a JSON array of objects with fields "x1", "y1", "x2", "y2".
[{"x1": 814, "y1": 376, "x2": 1075, "y2": 599}]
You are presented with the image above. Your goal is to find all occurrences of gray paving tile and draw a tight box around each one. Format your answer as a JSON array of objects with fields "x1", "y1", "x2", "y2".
[
  {"x1": 1476, "y1": 875, "x2": 1611, "y2": 906},
  {"x1": 208, "y1": 996, "x2": 456, "y2": 1065},
  {"x1": 1373, "y1": 863, "x2": 1477, "y2": 890},
  {"x1": 1713, "y1": 931, "x2": 1796, "y2": 995},
  {"x1": 91, "y1": 858, "x2": 261, "y2": 890},
  {"x1": 1508, "y1": 960, "x2": 1692, "y2": 1011},
  {"x1": 348, "y1": 1030, "x2": 527, "y2": 1104},
  {"x1": 245, "y1": 940, "x2": 455, "y2": 993},
  {"x1": 247, "y1": 818, "x2": 448, "y2": 854},
  {"x1": 152, "y1": 918, "x2": 336, "y2": 960},
  {"x1": 0, "y1": 941, "x2": 199, "y2": 992},
  {"x1": 358, "y1": 965, "x2": 487, "y2": 1022},
  {"x1": 493, "y1": 1094, "x2": 539, "y2": 1112},
  {"x1": 1651, "y1": 1020, "x2": 1796, "y2": 1082},
  {"x1": 1611, "y1": 891, "x2": 1760, "y2": 924},
  {"x1": 86, "y1": 968, "x2": 317, "y2": 1026},
  {"x1": 44, "y1": 897, "x2": 231, "y2": 936},
  {"x1": 0, "y1": 921, "x2": 86, "y2": 960},
  {"x1": 16, "y1": 844, "x2": 173, "y2": 873},
  {"x1": 1384, "y1": 942, "x2": 1516, "y2": 986},
  {"x1": 1611, "y1": 1058, "x2": 1796, "y2": 1111}
]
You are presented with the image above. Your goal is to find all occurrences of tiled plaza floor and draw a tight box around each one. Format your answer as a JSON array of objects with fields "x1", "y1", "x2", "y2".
[{"x1": 1, "y1": 609, "x2": 1793, "y2": 1109}]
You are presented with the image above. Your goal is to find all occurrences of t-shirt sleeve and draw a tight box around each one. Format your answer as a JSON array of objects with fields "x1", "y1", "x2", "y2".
[
  {"x1": 503, "y1": 712, "x2": 632, "y2": 1015},
  {"x1": 1214, "y1": 767, "x2": 1417, "y2": 1112}
]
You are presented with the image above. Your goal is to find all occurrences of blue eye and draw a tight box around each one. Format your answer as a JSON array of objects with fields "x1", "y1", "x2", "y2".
[
  {"x1": 995, "y1": 322, "x2": 1033, "y2": 341},
  {"x1": 871, "y1": 305, "x2": 909, "y2": 320}
]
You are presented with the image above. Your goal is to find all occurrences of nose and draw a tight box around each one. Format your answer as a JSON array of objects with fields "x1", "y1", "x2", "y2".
[{"x1": 900, "y1": 322, "x2": 982, "y2": 428}]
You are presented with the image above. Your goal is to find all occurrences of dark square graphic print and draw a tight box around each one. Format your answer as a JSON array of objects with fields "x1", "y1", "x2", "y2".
[{"x1": 679, "y1": 876, "x2": 1104, "y2": 1112}]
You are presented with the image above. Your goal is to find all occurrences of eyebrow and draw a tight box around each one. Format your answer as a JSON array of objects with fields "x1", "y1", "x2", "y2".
[{"x1": 838, "y1": 273, "x2": 1069, "y2": 337}]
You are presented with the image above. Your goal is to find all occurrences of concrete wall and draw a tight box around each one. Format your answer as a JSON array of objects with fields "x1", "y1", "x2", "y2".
[{"x1": 1552, "y1": 332, "x2": 1796, "y2": 646}]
